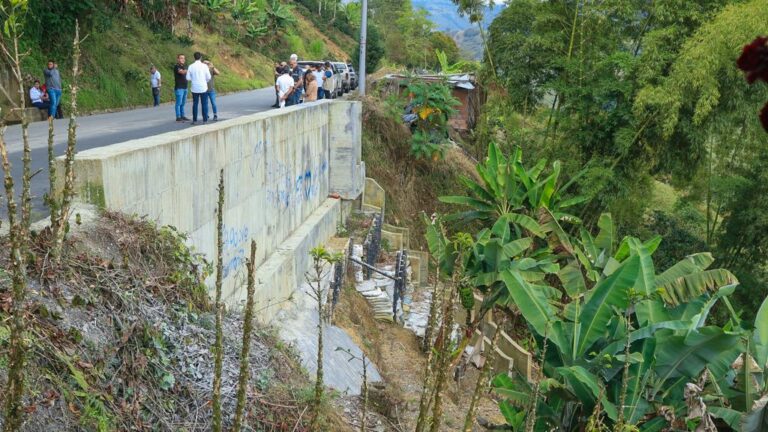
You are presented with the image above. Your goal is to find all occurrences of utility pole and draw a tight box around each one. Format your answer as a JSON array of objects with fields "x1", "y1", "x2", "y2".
[{"x1": 358, "y1": 0, "x2": 368, "y2": 96}]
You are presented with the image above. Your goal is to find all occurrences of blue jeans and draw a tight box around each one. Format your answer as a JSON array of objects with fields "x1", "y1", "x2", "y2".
[
  {"x1": 174, "y1": 88, "x2": 187, "y2": 118},
  {"x1": 317, "y1": 88, "x2": 324, "y2": 100},
  {"x1": 288, "y1": 87, "x2": 302, "y2": 106},
  {"x1": 192, "y1": 92, "x2": 209, "y2": 122},
  {"x1": 207, "y1": 90, "x2": 217, "y2": 115},
  {"x1": 47, "y1": 88, "x2": 61, "y2": 117},
  {"x1": 152, "y1": 87, "x2": 160, "y2": 106}
]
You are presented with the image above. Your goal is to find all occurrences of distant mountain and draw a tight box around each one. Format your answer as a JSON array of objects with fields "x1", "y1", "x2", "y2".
[
  {"x1": 410, "y1": 0, "x2": 505, "y2": 60},
  {"x1": 452, "y1": 27, "x2": 485, "y2": 60},
  {"x1": 410, "y1": 0, "x2": 504, "y2": 31}
]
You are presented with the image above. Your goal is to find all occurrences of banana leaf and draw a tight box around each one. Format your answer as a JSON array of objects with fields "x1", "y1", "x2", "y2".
[
  {"x1": 501, "y1": 269, "x2": 556, "y2": 343},
  {"x1": 576, "y1": 254, "x2": 638, "y2": 357},
  {"x1": 659, "y1": 268, "x2": 739, "y2": 306},
  {"x1": 743, "y1": 395, "x2": 768, "y2": 432},
  {"x1": 655, "y1": 253, "x2": 715, "y2": 287},
  {"x1": 653, "y1": 326, "x2": 741, "y2": 396},
  {"x1": 753, "y1": 296, "x2": 768, "y2": 369}
]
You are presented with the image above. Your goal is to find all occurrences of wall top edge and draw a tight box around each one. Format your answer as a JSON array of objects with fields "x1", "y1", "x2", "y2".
[{"x1": 60, "y1": 99, "x2": 360, "y2": 161}]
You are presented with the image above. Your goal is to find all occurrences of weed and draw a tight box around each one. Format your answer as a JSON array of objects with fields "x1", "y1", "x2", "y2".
[
  {"x1": 336, "y1": 221, "x2": 349, "y2": 237},
  {"x1": 177, "y1": 35, "x2": 194, "y2": 46},
  {"x1": 380, "y1": 238, "x2": 391, "y2": 252},
  {"x1": 308, "y1": 40, "x2": 325, "y2": 59}
]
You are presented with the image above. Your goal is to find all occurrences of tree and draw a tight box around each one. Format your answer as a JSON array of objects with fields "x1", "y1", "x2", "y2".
[
  {"x1": 717, "y1": 148, "x2": 768, "y2": 319},
  {"x1": 352, "y1": 22, "x2": 385, "y2": 73},
  {"x1": 369, "y1": 0, "x2": 434, "y2": 68},
  {"x1": 484, "y1": 0, "x2": 732, "y2": 228},
  {"x1": 633, "y1": 0, "x2": 768, "y2": 318},
  {"x1": 429, "y1": 31, "x2": 459, "y2": 70}
]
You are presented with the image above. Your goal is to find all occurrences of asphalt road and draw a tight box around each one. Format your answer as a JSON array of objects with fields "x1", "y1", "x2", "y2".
[{"x1": 0, "y1": 86, "x2": 278, "y2": 220}]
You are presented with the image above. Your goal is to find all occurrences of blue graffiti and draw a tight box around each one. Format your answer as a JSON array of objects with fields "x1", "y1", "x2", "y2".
[
  {"x1": 223, "y1": 225, "x2": 249, "y2": 248},
  {"x1": 265, "y1": 158, "x2": 328, "y2": 209},
  {"x1": 223, "y1": 248, "x2": 245, "y2": 278},
  {"x1": 222, "y1": 225, "x2": 249, "y2": 278}
]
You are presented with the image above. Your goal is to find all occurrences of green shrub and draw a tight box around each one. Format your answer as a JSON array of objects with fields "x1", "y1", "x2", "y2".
[{"x1": 308, "y1": 40, "x2": 325, "y2": 59}]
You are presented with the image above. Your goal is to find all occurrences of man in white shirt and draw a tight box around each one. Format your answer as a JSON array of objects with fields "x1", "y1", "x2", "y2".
[
  {"x1": 275, "y1": 66, "x2": 294, "y2": 108},
  {"x1": 186, "y1": 52, "x2": 212, "y2": 124},
  {"x1": 29, "y1": 80, "x2": 49, "y2": 111},
  {"x1": 150, "y1": 65, "x2": 161, "y2": 107}
]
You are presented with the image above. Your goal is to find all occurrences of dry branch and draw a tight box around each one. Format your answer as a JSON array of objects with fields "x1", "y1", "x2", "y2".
[{"x1": 212, "y1": 169, "x2": 225, "y2": 432}]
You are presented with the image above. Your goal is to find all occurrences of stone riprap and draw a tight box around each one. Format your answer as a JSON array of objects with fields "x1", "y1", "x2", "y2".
[{"x1": 57, "y1": 100, "x2": 365, "y2": 322}]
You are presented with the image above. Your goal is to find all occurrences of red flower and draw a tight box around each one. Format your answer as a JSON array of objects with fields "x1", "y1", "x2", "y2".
[
  {"x1": 738, "y1": 37, "x2": 768, "y2": 84},
  {"x1": 738, "y1": 37, "x2": 768, "y2": 132}
]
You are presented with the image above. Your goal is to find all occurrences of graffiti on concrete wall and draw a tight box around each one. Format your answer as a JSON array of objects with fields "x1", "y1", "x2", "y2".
[
  {"x1": 266, "y1": 158, "x2": 328, "y2": 209},
  {"x1": 249, "y1": 139, "x2": 265, "y2": 178},
  {"x1": 222, "y1": 225, "x2": 249, "y2": 278}
]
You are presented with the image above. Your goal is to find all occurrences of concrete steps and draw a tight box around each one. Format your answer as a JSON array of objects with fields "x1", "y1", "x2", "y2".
[{"x1": 351, "y1": 244, "x2": 397, "y2": 322}]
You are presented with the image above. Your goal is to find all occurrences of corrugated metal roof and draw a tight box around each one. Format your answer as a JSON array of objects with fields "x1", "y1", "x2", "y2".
[{"x1": 380, "y1": 73, "x2": 477, "y2": 91}]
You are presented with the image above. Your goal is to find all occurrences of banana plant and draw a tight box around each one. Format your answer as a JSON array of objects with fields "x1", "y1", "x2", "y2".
[
  {"x1": 261, "y1": 0, "x2": 295, "y2": 34},
  {"x1": 195, "y1": 0, "x2": 231, "y2": 13},
  {"x1": 439, "y1": 143, "x2": 586, "y2": 230},
  {"x1": 435, "y1": 49, "x2": 478, "y2": 74},
  {"x1": 493, "y1": 236, "x2": 746, "y2": 431},
  {"x1": 425, "y1": 211, "x2": 557, "y2": 324},
  {"x1": 737, "y1": 296, "x2": 768, "y2": 431},
  {"x1": 231, "y1": 0, "x2": 260, "y2": 21}
]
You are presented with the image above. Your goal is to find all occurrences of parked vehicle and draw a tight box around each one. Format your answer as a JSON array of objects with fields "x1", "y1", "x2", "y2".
[
  {"x1": 332, "y1": 62, "x2": 351, "y2": 93},
  {"x1": 297, "y1": 60, "x2": 343, "y2": 98},
  {"x1": 347, "y1": 64, "x2": 358, "y2": 90}
]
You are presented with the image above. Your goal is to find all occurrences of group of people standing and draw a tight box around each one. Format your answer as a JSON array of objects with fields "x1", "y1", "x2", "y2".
[
  {"x1": 151, "y1": 52, "x2": 220, "y2": 124},
  {"x1": 28, "y1": 60, "x2": 64, "y2": 120},
  {"x1": 29, "y1": 52, "x2": 335, "y2": 124},
  {"x1": 273, "y1": 54, "x2": 336, "y2": 109}
]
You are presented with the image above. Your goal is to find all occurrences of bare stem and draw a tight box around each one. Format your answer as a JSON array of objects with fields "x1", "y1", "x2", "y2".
[
  {"x1": 212, "y1": 169, "x2": 225, "y2": 432},
  {"x1": 0, "y1": 4, "x2": 33, "y2": 428},
  {"x1": 310, "y1": 254, "x2": 326, "y2": 430},
  {"x1": 429, "y1": 247, "x2": 466, "y2": 432},
  {"x1": 525, "y1": 328, "x2": 549, "y2": 432},
  {"x1": 46, "y1": 118, "x2": 57, "y2": 226},
  {"x1": 361, "y1": 353, "x2": 368, "y2": 432},
  {"x1": 428, "y1": 282, "x2": 457, "y2": 432},
  {"x1": 415, "y1": 266, "x2": 442, "y2": 432},
  {"x1": 463, "y1": 313, "x2": 505, "y2": 432},
  {"x1": 51, "y1": 21, "x2": 82, "y2": 262},
  {"x1": 0, "y1": 125, "x2": 29, "y2": 432},
  {"x1": 233, "y1": 241, "x2": 258, "y2": 432}
]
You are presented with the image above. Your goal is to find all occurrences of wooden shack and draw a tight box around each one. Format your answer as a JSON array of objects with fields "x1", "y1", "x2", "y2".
[{"x1": 376, "y1": 73, "x2": 484, "y2": 132}]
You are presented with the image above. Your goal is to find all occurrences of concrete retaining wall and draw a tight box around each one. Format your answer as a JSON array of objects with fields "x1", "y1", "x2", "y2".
[
  {"x1": 59, "y1": 100, "x2": 364, "y2": 321},
  {"x1": 459, "y1": 293, "x2": 533, "y2": 380}
]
